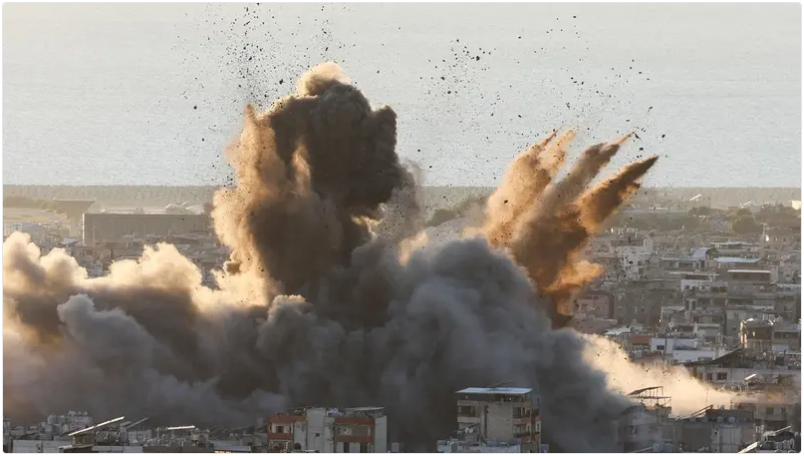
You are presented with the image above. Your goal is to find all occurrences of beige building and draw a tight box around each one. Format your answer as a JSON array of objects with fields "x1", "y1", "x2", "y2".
[{"x1": 455, "y1": 387, "x2": 540, "y2": 452}]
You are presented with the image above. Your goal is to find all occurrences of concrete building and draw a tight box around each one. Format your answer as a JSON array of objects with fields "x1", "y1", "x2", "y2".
[
  {"x1": 83, "y1": 213, "x2": 211, "y2": 245},
  {"x1": 650, "y1": 332, "x2": 728, "y2": 364},
  {"x1": 740, "y1": 319, "x2": 790, "y2": 353},
  {"x1": 678, "y1": 271, "x2": 720, "y2": 292},
  {"x1": 613, "y1": 236, "x2": 654, "y2": 280},
  {"x1": 572, "y1": 291, "x2": 613, "y2": 319},
  {"x1": 663, "y1": 407, "x2": 755, "y2": 453},
  {"x1": 44, "y1": 412, "x2": 94, "y2": 436},
  {"x1": 728, "y1": 269, "x2": 773, "y2": 284},
  {"x1": 771, "y1": 321, "x2": 801, "y2": 353},
  {"x1": 686, "y1": 348, "x2": 802, "y2": 388},
  {"x1": 454, "y1": 387, "x2": 540, "y2": 452},
  {"x1": 266, "y1": 406, "x2": 388, "y2": 453},
  {"x1": 3, "y1": 417, "x2": 10, "y2": 451},
  {"x1": 3, "y1": 221, "x2": 53, "y2": 244},
  {"x1": 9, "y1": 439, "x2": 69, "y2": 453},
  {"x1": 436, "y1": 439, "x2": 527, "y2": 453},
  {"x1": 726, "y1": 306, "x2": 779, "y2": 340},
  {"x1": 617, "y1": 404, "x2": 662, "y2": 452},
  {"x1": 734, "y1": 395, "x2": 801, "y2": 432},
  {"x1": 714, "y1": 257, "x2": 762, "y2": 271},
  {"x1": 712, "y1": 241, "x2": 758, "y2": 258},
  {"x1": 51, "y1": 200, "x2": 96, "y2": 237}
]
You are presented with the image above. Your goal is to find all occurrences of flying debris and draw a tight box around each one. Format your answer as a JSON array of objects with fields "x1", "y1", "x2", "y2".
[{"x1": 5, "y1": 62, "x2": 662, "y2": 452}]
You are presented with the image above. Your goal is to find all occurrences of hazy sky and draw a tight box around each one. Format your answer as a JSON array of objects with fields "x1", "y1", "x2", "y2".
[{"x1": 3, "y1": 3, "x2": 801, "y2": 187}]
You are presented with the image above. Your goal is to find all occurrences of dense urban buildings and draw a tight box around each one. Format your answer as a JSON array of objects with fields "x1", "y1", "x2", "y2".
[{"x1": 2, "y1": 187, "x2": 800, "y2": 452}]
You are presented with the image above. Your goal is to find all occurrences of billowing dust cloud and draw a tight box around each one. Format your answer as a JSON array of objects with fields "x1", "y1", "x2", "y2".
[
  {"x1": 583, "y1": 335, "x2": 742, "y2": 414},
  {"x1": 3, "y1": 62, "x2": 726, "y2": 451}
]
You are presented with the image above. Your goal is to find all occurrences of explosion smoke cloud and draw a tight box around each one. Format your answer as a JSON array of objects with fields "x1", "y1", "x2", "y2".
[{"x1": 3, "y1": 62, "x2": 730, "y2": 451}]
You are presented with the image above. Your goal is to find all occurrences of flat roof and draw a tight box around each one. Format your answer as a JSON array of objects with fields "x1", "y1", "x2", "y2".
[
  {"x1": 456, "y1": 387, "x2": 532, "y2": 395},
  {"x1": 727, "y1": 269, "x2": 771, "y2": 274},
  {"x1": 670, "y1": 271, "x2": 718, "y2": 276},
  {"x1": 715, "y1": 257, "x2": 761, "y2": 264},
  {"x1": 343, "y1": 407, "x2": 384, "y2": 412},
  {"x1": 68, "y1": 416, "x2": 125, "y2": 436}
]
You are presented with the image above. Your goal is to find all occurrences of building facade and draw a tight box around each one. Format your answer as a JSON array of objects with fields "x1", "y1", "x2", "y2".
[
  {"x1": 83, "y1": 213, "x2": 210, "y2": 245},
  {"x1": 266, "y1": 407, "x2": 388, "y2": 453},
  {"x1": 455, "y1": 387, "x2": 540, "y2": 452}
]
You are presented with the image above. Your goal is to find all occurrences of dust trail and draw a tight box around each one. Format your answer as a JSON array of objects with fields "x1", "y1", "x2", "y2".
[
  {"x1": 583, "y1": 335, "x2": 742, "y2": 414},
  {"x1": 544, "y1": 155, "x2": 659, "y2": 309},
  {"x1": 484, "y1": 129, "x2": 573, "y2": 247},
  {"x1": 486, "y1": 132, "x2": 657, "y2": 328},
  {"x1": 4, "y1": 62, "x2": 698, "y2": 452},
  {"x1": 579, "y1": 156, "x2": 659, "y2": 229}
]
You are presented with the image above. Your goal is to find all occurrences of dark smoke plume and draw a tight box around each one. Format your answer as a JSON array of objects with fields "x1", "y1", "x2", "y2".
[{"x1": 5, "y1": 63, "x2": 661, "y2": 451}]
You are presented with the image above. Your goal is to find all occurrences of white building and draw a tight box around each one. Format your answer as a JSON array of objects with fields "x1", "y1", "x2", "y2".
[
  {"x1": 266, "y1": 406, "x2": 388, "y2": 453},
  {"x1": 614, "y1": 237, "x2": 654, "y2": 280},
  {"x1": 650, "y1": 334, "x2": 728, "y2": 364}
]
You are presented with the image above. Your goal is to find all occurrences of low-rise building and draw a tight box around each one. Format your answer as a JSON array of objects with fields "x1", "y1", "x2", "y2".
[
  {"x1": 266, "y1": 406, "x2": 388, "y2": 453},
  {"x1": 686, "y1": 348, "x2": 802, "y2": 387},
  {"x1": 663, "y1": 407, "x2": 755, "y2": 453},
  {"x1": 617, "y1": 404, "x2": 662, "y2": 452},
  {"x1": 741, "y1": 319, "x2": 775, "y2": 352},
  {"x1": 650, "y1": 332, "x2": 728, "y2": 364},
  {"x1": 454, "y1": 387, "x2": 541, "y2": 453},
  {"x1": 771, "y1": 321, "x2": 801, "y2": 353}
]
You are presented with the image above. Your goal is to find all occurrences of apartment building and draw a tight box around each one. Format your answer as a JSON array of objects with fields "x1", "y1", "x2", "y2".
[
  {"x1": 266, "y1": 407, "x2": 388, "y2": 453},
  {"x1": 455, "y1": 387, "x2": 541, "y2": 452}
]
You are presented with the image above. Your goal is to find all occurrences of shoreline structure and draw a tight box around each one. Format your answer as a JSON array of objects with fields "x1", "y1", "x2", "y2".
[{"x1": 4, "y1": 185, "x2": 801, "y2": 214}]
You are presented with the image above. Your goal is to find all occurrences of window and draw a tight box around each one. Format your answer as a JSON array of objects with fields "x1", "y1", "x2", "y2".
[
  {"x1": 457, "y1": 405, "x2": 478, "y2": 417},
  {"x1": 359, "y1": 443, "x2": 369, "y2": 453},
  {"x1": 716, "y1": 373, "x2": 727, "y2": 381},
  {"x1": 276, "y1": 425, "x2": 284, "y2": 434},
  {"x1": 705, "y1": 373, "x2": 713, "y2": 381},
  {"x1": 656, "y1": 345, "x2": 665, "y2": 350},
  {"x1": 765, "y1": 407, "x2": 775, "y2": 416}
]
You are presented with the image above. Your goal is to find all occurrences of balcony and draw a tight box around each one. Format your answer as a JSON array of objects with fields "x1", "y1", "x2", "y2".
[
  {"x1": 334, "y1": 417, "x2": 374, "y2": 426},
  {"x1": 267, "y1": 432, "x2": 293, "y2": 441},
  {"x1": 333, "y1": 434, "x2": 373, "y2": 443}
]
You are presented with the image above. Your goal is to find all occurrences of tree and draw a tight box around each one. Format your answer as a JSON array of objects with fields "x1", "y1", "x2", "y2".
[
  {"x1": 689, "y1": 206, "x2": 713, "y2": 217},
  {"x1": 731, "y1": 215, "x2": 762, "y2": 235}
]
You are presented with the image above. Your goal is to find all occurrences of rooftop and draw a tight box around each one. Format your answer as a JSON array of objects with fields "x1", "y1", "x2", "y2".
[
  {"x1": 691, "y1": 247, "x2": 717, "y2": 260},
  {"x1": 456, "y1": 387, "x2": 532, "y2": 395},
  {"x1": 716, "y1": 257, "x2": 761, "y2": 264}
]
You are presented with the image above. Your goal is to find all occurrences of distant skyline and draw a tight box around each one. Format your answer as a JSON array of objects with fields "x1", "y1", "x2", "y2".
[{"x1": 3, "y1": 3, "x2": 802, "y2": 187}]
